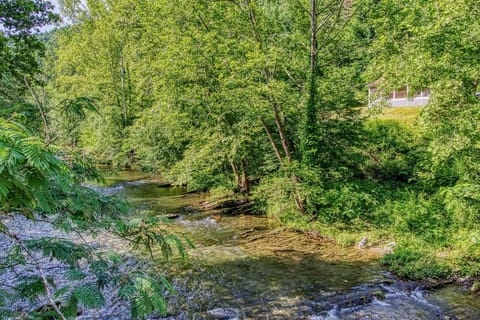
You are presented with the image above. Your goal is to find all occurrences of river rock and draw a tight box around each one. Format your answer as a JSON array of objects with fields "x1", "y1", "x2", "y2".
[
  {"x1": 206, "y1": 307, "x2": 240, "y2": 319},
  {"x1": 470, "y1": 281, "x2": 480, "y2": 294},
  {"x1": 164, "y1": 213, "x2": 180, "y2": 220},
  {"x1": 383, "y1": 241, "x2": 396, "y2": 254},
  {"x1": 357, "y1": 237, "x2": 368, "y2": 248}
]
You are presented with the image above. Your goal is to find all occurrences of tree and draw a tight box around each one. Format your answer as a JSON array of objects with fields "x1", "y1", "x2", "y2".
[
  {"x1": 363, "y1": 0, "x2": 480, "y2": 186},
  {"x1": 0, "y1": 2, "x2": 188, "y2": 318},
  {"x1": 0, "y1": 0, "x2": 59, "y2": 130}
]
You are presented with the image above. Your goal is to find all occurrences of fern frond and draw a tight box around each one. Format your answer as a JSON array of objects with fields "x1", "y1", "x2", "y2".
[
  {"x1": 0, "y1": 287, "x2": 10, "y2": 306},
  {"x1": 65, "y1": 269, "x2": 87, "y2": 281},
  {"x1": 60, "y1": 97, "x2": 99, "y2": 119},
  {"x1": 24, "y1": 238, "x2": 91, "y2": 267},
  {"x1": 73, "y1": 282, "x2": 105, "y2": 309},
  {"x1": 54, "y1": 285, "x2": 71, "y2": 299},
  {"x1": 62, "y1": 294, "x2": 79, "y2": 318},
  {"x1": 15, "y1": 276, "x2": 50, "y2": 302}
]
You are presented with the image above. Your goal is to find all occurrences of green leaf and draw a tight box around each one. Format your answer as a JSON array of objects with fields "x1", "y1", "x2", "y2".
[
  {"x1": 65, "y1": 269, "x2": 87, "y2": 281},
  {"x1": 73, "y1": 283, "x2": 105, "y2": 309}
]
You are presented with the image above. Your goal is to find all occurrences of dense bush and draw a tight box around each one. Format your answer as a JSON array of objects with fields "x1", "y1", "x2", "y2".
[
  {"x1": 359, "y1": 120, "x2": 421, "y2": 183},
  {"x1": 381, "y1": 248, "x2": 451, "y2": 280}
]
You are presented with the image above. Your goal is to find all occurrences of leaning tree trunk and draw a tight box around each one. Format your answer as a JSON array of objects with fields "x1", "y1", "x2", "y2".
[
  {"x1": 240, "y1": 158, "x2": 250, "y2": 194},
  {"x1": 230, "y1": 160, "x2": 241, "y2": 188}
]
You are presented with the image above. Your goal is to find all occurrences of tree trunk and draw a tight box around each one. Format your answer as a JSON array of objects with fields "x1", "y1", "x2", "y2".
[
  {"x1": 292, "y1": 175, "x2": 305, "y2": 213},
  {"x1": 230, "y1": 160, "x2": 240, "y2": 188},
  {"x1": 310, "y1": 0, "x2": 318, "y2": 76},
  {"x1": 240, "y1": 158, "x2": 249, "y2": 194},
  {"x1": 120, "y1": 55, "x2": 128, "y2": 127},
  {"x1": 261, "y1": 118, "x2": 284, "y2": 167},
  {"x1": 301, "y1": 0, "x2": 320, "y2": 167},
  {"x1": 272, "y1": 101, "x2": 292, "y2": 162}
]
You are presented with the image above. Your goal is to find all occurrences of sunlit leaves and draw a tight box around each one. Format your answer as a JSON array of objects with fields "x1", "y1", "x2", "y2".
[
  {"x1": 119, "y1": 275, "x2": 171, "y2": 319},
  {"x1": 0, "y1": 119, "x2": 72, "y2": 213}
]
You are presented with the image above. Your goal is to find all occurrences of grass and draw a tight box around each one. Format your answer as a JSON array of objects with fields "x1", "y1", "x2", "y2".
[
  {"x1": 374, "y1": 106, "x2": 421, "y2": 125},
  {"x1": 360, "y1": 106, "x2": 421, "y2": 125},
  {"x1": 284, "y1": 218, "x2": 478, "y2": 281}
]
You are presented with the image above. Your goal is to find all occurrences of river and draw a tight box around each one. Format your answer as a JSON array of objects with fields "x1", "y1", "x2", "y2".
[{"x1": 101, "y1": 170, "x2": 480, "y2": 320}]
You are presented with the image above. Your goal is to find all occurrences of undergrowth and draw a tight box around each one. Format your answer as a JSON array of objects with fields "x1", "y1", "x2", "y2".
[{"x1": 251, "y1": 118, "x2": 480, "y2": 281}]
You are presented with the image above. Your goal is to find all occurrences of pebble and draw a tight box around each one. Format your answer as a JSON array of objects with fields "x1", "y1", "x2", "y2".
[
  {"x1": 357, "y1": 237, "x2": 368, "y2": 248},
  {"x1": 206, "y1": 307, "x2": 240, "y2": 319}
]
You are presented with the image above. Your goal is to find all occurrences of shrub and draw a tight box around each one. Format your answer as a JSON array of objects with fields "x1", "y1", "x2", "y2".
[
  {"x1": 312, "y1": 184, "x2": 378, "y2": 224},
  {"x1": 439, "y1": 183, "x2": 480, "y2": 228},
  {"x1": 359, "y1": 120, "x2": 421, "y2": 183},
  {"x1": 388, "y1": 193, "x2": 450, "y2": 243},
  {"x1": 381, "y1": 248, "x2": 451, "y2": 280},
  {"x1": 253, "y1": 175, "x2": 308, "y2": 225}
]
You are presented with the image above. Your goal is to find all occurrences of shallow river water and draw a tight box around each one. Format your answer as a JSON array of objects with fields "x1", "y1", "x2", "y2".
[{"x1": 102, "y1": 171, "x2": 480, "y2": 320}]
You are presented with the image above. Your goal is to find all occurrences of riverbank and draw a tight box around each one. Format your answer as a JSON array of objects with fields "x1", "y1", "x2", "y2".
[
  {"x1": 271, "y1": 213, "x2": 480, "y2": 295},
  {"x1": 17, "y1": 171, "x2": 470, "y2": 319},
  {"x1": 108, "y1": 178, "x2": 474, "y2": 319},
  {"x1": 191, "y1": 193, "x2": 480, "y2": 300}
]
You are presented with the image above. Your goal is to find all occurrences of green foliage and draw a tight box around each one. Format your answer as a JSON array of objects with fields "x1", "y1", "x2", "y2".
[
  {"x1": 453, "y1": 237, "x2": 480, "y2": 276},
  {"x1": 387, "y1": 193, "x2": 449, "y2": 243},
  {"x1": 72, "y1": 282, "x2": 106, "y2": 309},
  {"x1": 31, "y1": 0, "x2": 480, "y2": 285},
  {"x1": 0, "y1": 0, "x2": 59, "y2": 127},
  {"x1": 0, "y1": 119, "x2": 71, "y2": 213},
  {"x1": 53, "y1": 97, "x2": 100, "y2": 148},
  {"x1": 126, "y1": 104, "x2": 191, "y2": 172},
  {"x1": 16, "y1": 276, "x2": 51, "y2": 302},
  {"x1": 60, "y1": 97, "x2": 98, "y2": 119},
  {"x1": 253, "y1": 175, "x2": 308, "y2": 224},
  {"x1": 48, "y1": 0, "x2": 365, "y2": 196},
  {"x1": 360, "y1": 120, "x2": 420, "y2": 183},
  {"x1": 114, "y1": 215, "x2": 193, "y2": 259},
  {"x1": 119, "y1": 276, "x2": 169, "y2": 319},
  {"x1": 0, "y1": 1, "x2": 189, "y2": 319},
  {"x1": 24, "y1": 238, "x2": 90, "y2": 267},
  {"x1": 381, "y1": 248, "x2": 451, "y2": 280},
  {"x1": 439, "y1": 183, "x2": 480, "y2": 228},
  {"x1": 313, "y1": 183, "x2": 379, "y2": 224}
]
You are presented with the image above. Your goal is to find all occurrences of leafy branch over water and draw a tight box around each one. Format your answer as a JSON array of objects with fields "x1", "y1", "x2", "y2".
[{"x1": 0, "y1": 119, "x2": 189, "y2": 318}]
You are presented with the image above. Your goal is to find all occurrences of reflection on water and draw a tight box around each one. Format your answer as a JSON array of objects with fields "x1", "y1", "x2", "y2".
[
  {"x1": 426, "y1": 286, "x2": 480, "y2": 320},
  {"x1": 102, "y1": 171, "x2": 480, "y2": 319},
  {"x1": 94, "y1": 169, "x2": 204, "y2": 213}
]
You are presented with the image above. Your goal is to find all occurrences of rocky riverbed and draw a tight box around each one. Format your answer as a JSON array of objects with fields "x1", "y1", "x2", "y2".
[{"x1": 0, "y1": 213, "x2": 153, "y2": 319}]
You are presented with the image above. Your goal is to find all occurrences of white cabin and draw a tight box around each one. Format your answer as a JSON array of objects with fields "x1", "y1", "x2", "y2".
[{"x1": 368, "y1": 84, "x2": 430, "y2": 107}]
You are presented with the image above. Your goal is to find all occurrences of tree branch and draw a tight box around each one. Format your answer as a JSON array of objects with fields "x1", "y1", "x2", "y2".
[{"x1": 1, "y1": 229, "x2": 68, "y2": 320}]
